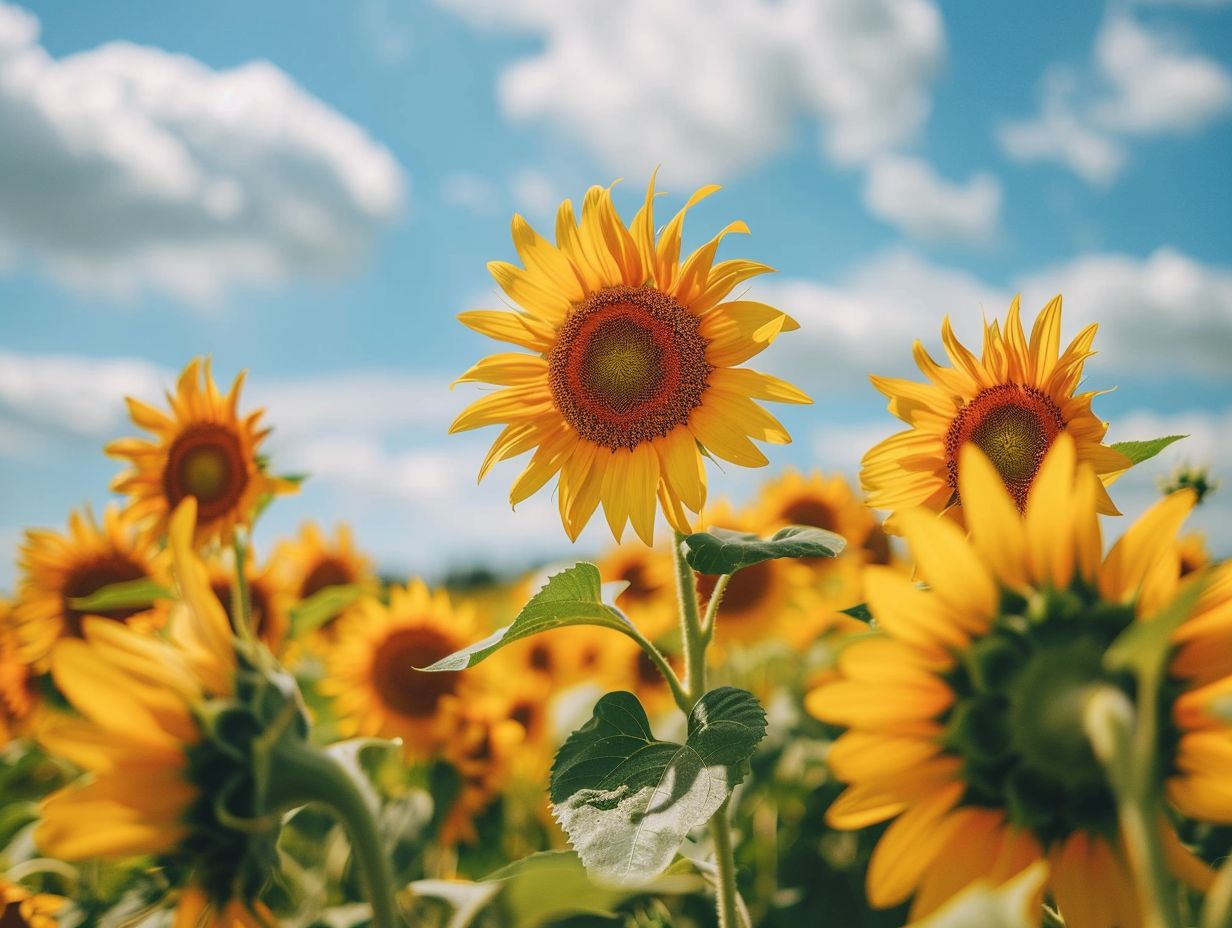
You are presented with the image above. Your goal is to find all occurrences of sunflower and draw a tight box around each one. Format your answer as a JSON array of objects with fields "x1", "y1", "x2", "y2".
[
  {"x1": 107, "y1": 358, "x2": 296, "y2": 548},
  {"x1": 0, "y1": 878, "x2": 65, "y2": 928},
  {"x1": 695, "y1": 501, "x2": 818, "y2": 648},
  {"x1": 598, "y1": 541, "x2": 675, "y2": 639},
  {"x1": 12, "y1": 506, "x2": 166, "y2": 670},
  {"x1": 807, "y1": 434, "x2": 1229, "y2": 926},
  {"x1": 860, "y1": 296, "x2": 1129, "y2": 530},
  {"x1": 206, "y1": 551, "x2": 291, "y2": 654},
  {"x1": 597, "y1": 634, "x2": 682, "y2": 719},
  {"x1": 34, "y1": 499, "x2": 278, "y2": 927},
  {"x1": 322, "y1": 582, "x2": 482, "y2": 756},
  {"x1": 450, "y1": 175, "x2": 809, "y2": 544},
  {"x1": 0, "y1": 599, "x2": 38, "y2": 746},
  {"x1": 272, "y1": 521, "x2": 376, "y2": 604},
  {"x1": 437, "y1": 694, "x2": 525, "y2": 846}
]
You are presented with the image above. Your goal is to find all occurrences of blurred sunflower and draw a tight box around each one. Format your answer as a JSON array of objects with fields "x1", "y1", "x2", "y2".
[
  {"x1": 808, "y1": 435, "x2": 1229, "y2": 926},
  {"x1": 450, "y1": 175, "x2": 809, "y2": 544},
  {"x1": 860, "y1": 296, "x2": 1129, "y2": 530},
  {"x1": 107, "y1": 358, "x2": 296, "y2": 547},
  {"x1": 0, "y1": 599, "x2": 38, "y2": 745},
  {"x1": 272, "y1": 521, "x2": 376, "y2": 605},
  {"x1": 35, "y1": 500, "x2": 275, "y2": 927},
  {"x1": 597, "y1": 635, "x2": 682, "y2": 719},
  {"x1": 206, "y1": 551, "x2": 291, "y2": 654},
  {"x1": 1178, "y1": 532, "x2": 1210, "y2": 577},
  {"x1": 598, "y1": 541, "x2": 675, "y2": 639},
  {"x1": 13, "y1": 506, "x2": 165, "y2": 670},
  {"x1": 0, "y1": 878, "x2": 64, "y2": 928},
  {"x1": 322, "y1": 582, "x2": 480, "y2": 756},
  {"x1": 438, "y1": 694, "x2": 525, "y2": 846},
  {"x1": 695, "y1": 501, "x2": 818, "y2": 648}
]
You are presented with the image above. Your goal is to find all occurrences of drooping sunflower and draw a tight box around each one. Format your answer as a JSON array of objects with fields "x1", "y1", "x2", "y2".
[
  {"x1": 13, "y1": 506, "x2": 166, "y2": 670},
  {"x1": 860, "y1": 296, "x2": 1129, "y2": 530},
  {"x1": 271, "y1": 521, "x2": 376, "y2": 604},
  {"x1": 35, "y1": 500, "x2": 276, "y2": 927},
  {"x1": 107, "y1": 358, "x2": 296, "y2": 548},
  {"x1": 0, "y1": 878, "x2": 65, "y2": 928},
  {"x1": 808, "y1": 435, "x2": 1229, "y2": 926},
  {"x1": 322, "y1": 582, "x2": 482, "y2": 756},
  {"x1": 450, "y1": 175, "x2": 809, "y2": 544}
]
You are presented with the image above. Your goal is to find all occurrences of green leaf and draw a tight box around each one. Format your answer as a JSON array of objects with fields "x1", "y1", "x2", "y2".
[
  {"x1": 289, "y1": 584, "x2": 366, "y2": 636},
  {"x1": 67, "y1": 576, "x2": 170, "y2": 614},
  {"x1": 683, "y1": 525, "x2": 846, "y2": 575},
  {"x1": 420, "y1": 563, "x2": 636, "y2": 672},
  {"x1": 550, "y1": 687, "x2": 767, "y2": 885},
  {"x1": 484, "y1": 851, "x2": 703, "y2": 928},
  {"x1": 1110, "y1": 435, "x2": 1186, "y2": 467},
  {"x1": 840, "y1": 601, "x2": 873, "y2": 623}
]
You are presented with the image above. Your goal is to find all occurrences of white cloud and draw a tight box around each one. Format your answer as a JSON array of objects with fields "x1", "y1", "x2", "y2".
[
  {"x1": 440, "y1": 172, "x2": 501, "y2": 213},
  {"x1": 752, "y1": 245, "x2": 1232, "y2": 395},
  {"x1": 433, "y1": 0, "x2": 944, "y2": 183},
  {"x1": 998, "y1": 13, "x2": 1232, "y2": 184},
  {"x1": 862, "y1": 155, "x2": 1002, "y2": 243},
  {"x1": 0, "y1": 2, "x2": 405, "y2": 305},
  {"x1": 510, "y1": 169, "x2": 560, "y2": 219}
]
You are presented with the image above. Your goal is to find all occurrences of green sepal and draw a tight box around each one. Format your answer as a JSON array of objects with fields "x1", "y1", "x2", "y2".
[{"x1": 1110, "y1": 435, "x2": 1186, "y2": 467}]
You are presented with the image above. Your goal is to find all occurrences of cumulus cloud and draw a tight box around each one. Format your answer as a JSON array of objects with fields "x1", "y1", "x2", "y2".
[
  {"x1": 862, "y1": 155, "x2": 1002, "y2": 243},
  {"x1": 0, "y1": 2, "x2": 405, "y2": 305},
  {"x1": 753, "y1": 246, "x2": 1232, "y2": 394},
  {"x1": 433, "y1": 0, "x2": 944, "y2": 183},
  {"x1": 998, "y1": 13, "x2": 1232, "y2": 184}
]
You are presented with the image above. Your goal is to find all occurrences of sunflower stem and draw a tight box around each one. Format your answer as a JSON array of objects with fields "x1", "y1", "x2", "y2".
[
  {"x1": 672, "y1": 531, "x2": 706, "y2": 701},
  {"x1": 625, "y1": 623, "x2": 691, "y2": 714},
  {"x1": 230, "y1": 534, "x2": 257, "y2": 646},
  {"x1": 700, "y1": 573, "x2": 730, "y2": 644},
  {"x1": 674, "y1": 532, "x2": 742, "y2": 928},
  {"x1": 710, "y1": 798, "x2": 742, "y2": 928},
  {"x1": 265, "y1": 738, "x2": 404, "y2": 928}
]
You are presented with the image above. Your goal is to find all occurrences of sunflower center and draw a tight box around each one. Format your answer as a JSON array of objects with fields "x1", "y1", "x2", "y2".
[
  {"x1": 697, "y1": 559, "x2": 775, "y2": 619},
  {"x1": 300, "y1": 557, "x2": 355, "y2": 600},
  {"x1": 782, "y1": 498, "x2": 837, "y2": 530},
  {"x1": 212, "y1": 578, "x2": 274, "y2": 642},
  {"x1": 549, "y1": 286, "x2": 711, "y2": 450},
  {"x1": 614, "y1": 561, "x2": 658, "y2": 609},
  {"x1": 371, "y1": 627, "x2": 460, "y2": 718},
  {"x1": 164, "y1": 424, "x2": 249, "y2": 521},
  {"x1": 945, "y1": 384, "x2": 1065, "y2": 511},
  {"x1": 62, "y1": 555, "x2": 149, "y2": 637},
  {"x1": 0, "y1": 898, "x2": 30, "y2": 928},
  {"x1": 862, "y1": 525, "x2": 893, "y2": 566},
  {"x1": 940, "y1": 584, "x2": 1183, "y2": 845}
]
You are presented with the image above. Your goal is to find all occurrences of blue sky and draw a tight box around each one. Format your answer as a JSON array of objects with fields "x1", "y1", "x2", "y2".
[{"x1": 1, "y1": 0, "x2": 1230, "y2": 587}]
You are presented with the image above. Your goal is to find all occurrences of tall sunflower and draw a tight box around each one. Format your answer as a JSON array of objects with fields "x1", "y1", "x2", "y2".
[
  {"x1": 13, "y1": 506, "x2": 165, "y2": 669},
  {"x1": 34, "y1": 499, "x2": 275, "y2": 926},
  {"x1": 450, "y1": 175, "x2": 809, "y2": 544},
  {"x1": 860, "y1": 296, "x2": 1129, "y2": 529},
  {"x1": 808, "y1": 435, "x2": 1229, "y2": 926},
  {"x1": 322, "y1": 582, "x2": 482, "y2": 756},
  {"x1": 107, "y1": 358, "x2": 295, "y2": 548}
]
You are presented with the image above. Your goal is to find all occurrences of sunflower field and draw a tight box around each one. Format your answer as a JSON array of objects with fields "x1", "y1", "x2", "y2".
[{"x1": 0, "y1": 168, "x2": 1228, "y2": 928}]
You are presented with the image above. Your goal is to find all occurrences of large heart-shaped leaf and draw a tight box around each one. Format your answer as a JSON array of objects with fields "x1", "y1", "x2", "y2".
[
  {"x1": 421, "y1": 563, "x2": 635, "y2": 672},
  {"x1": 550, "y1": 687, "x2": 767, "y2": 885},
  {"x1": 1110, "y1": 435, "x2": 1186, "y2": 467},
  {"x1": 683, "y1": 525, "x2": 846, "y2": 575}
]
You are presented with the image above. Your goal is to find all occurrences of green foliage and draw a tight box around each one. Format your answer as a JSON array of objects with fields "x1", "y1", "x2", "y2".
[
  {"x1": 420, "y1": 563, "x2": 636, "y2": 672},
  {"x1": 67, "y1": 576, "x2": 170, "y2": 613},
  {"x1": 840, "y1": 601, "x2": 873, "y2": 623},
  {"x1": 683, "y1": 526, "x2": 845, "y2": 575},
  {"x1": 549, "y1": 688, "x2": 767, "y2": 885},
  {"x1": 289, "y1": 584, "x2": 367, "y2": 636},
  {"x1": 1110, "y1": 434, "x2": 1186, "y2": 467}
]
